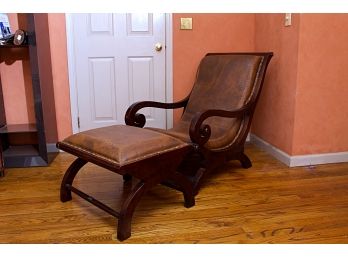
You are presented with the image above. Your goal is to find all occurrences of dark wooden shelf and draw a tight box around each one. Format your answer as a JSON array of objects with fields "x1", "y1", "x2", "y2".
[
  {"x1": 0, "y1": 14, "x2": 59, "y2": 174},
  {"x1": 0, "y1": 44, "x2": 28, "y2": 49},
  {"x1": 2, "y1": 144, "x2": 52, "y2": 167},
  {"x1": 3, "y1": 145, "x2": 39, "y2": 157},
  {"x1": 0, "y1": 124, "x2": 37, "y2": 134}
]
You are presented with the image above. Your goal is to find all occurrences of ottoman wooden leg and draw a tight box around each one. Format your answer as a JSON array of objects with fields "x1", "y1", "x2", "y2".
[
  {"x1": 60, "y1": 158, "x2": 87, "y2": 202},
  {"x1": 117, "y1": 180, "x2": 149, "y2": 241},
  {"x1": 123, "y1": 174, "x2": 132, "y2": 182},
  {"x1": 57, "y1": 129, "x2": 194, "y2": 241}
]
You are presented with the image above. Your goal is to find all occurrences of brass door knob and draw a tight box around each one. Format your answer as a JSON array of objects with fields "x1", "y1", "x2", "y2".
[{"x1": 155, "y1": 43, "x2": 163, "y2": 52}]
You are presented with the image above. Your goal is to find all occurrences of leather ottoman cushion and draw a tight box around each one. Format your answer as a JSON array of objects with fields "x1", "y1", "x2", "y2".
[{"x1": 58, "y1": 125, "x2": 189, "y2": 167}]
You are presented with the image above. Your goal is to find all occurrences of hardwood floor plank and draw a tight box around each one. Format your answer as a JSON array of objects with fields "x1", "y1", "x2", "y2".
[{"x1": 1, "y1": 143, "x2": 348, "y2": 243}]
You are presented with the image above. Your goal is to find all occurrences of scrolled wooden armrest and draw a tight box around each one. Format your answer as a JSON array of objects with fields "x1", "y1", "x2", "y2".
[
  {"x1": 125, "y1": 97, "x2": 189, "y2": 128},
  {"x1": 189, "y1": 105, "x2": 251, "y2": 146}
]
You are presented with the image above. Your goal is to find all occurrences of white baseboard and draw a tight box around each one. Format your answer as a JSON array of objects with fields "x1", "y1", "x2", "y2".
[
  {"x1": 290, "y1": 151, "x2": 348, "y2": 167},
  {"x1": 250, "y1": 134, "x2": 292, "y2": 166},
  {"x1": 47, "y1": 143, "x2": 57, "y2": 152},
  {"x1": 246, "y1": 133, "x2": 250, "y2": 142},
  {"x1": 250, "y1": 133, "x2": 348, "y2": 167}
]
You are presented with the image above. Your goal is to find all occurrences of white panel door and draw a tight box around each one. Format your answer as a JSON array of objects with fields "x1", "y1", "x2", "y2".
[{"x1": 71, "y1": 13, "x2": 166, "y2": 131}]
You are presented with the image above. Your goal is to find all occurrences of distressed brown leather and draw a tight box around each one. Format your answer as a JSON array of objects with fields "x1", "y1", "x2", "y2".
[
  {"x1": 59, "y1": 125, "x2": 189, "y2": 166},
  {"x1": 148, "y1": 54, "x2": 263, "y2": 150}
]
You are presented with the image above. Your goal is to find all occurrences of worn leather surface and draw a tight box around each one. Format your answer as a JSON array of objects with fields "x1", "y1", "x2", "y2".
[
  {"x1": 59, "y1": 125, "x2": 189, "y2": 166},
  {"x1": 60, "y1": 54, "x2": 263, "y2": 166},
  {"x1": 148, "y1": 54, "x2": 262, "y2": 150}
]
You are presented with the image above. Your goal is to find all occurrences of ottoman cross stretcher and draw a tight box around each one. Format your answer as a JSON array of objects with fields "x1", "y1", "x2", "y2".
[{"x1": 57, "y1": 125, "x2": 195, "y2": 241}]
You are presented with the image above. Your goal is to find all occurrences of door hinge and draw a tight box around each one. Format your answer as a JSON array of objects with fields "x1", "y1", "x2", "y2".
[{"x1": 77, "y1": 117, "x2": 80, "y2": 129}]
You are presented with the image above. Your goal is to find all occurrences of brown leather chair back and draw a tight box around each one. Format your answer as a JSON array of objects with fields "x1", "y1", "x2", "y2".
[{"x1": 180, "y1": 54, "x2": 265, "y2": 150}]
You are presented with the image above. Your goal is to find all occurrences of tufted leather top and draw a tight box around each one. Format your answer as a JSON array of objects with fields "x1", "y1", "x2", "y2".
[
  {"x1": 148, "y1": 54, "x2": 263, "y2": 150},
  {"x1": 58, "y1": 125, "x2": 189, "y2": 167}
]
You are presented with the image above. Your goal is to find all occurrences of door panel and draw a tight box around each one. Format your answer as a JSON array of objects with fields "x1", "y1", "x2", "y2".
[
  {"x1": 89, "y1": 14, "x2": 114, "y2": 34},
  {"x1": 71, "y1": 13, "x2": 166, "y2": 131},
  {"x1": 88, "y1": 57, "x2": 117, "y2": 122},
  {"x1": 128, "y1": 57, "x2": 154, "y2": 119},
  {"x1": 127, "y1": 13, "x2": 153, "y2": 34}
]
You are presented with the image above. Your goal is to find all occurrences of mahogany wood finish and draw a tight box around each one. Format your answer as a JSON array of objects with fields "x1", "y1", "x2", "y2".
[
  {"x1": 57, "y1": 141, "x2": 195, "y2": 241},
  {"x1": 0, "y1": 77, "x2": 3, "y2": 176},
  {"x1": 0, "y1": 151, "x2": 3, "y2": 177},
  {"x1": 58, "y1": 52, "x2": 271, "y2": 241},
  {"x1": 125, "y1": 96, "x2": 190, "y2": 128},
  {"x1": 126, "y1": 52, "x2": 273, "y2": 194}
]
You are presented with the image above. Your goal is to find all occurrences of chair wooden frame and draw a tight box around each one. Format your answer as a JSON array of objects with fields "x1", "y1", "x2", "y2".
[
  {"x1": 58, "y1": 52, "x2": 272, "y2": 241},
  {"x1": 125, "y1": 52, "x2": 273, "y2": 194}
]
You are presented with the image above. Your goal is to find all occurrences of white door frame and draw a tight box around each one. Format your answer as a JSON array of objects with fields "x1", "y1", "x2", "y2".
[{"x1": 66, "y1": 13, "x2": 173, "y2": 134}]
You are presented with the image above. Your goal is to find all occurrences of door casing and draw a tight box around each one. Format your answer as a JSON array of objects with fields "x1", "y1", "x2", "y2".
[{"x1": 65, "y1": 13, "x2": 173, "y2": 134}]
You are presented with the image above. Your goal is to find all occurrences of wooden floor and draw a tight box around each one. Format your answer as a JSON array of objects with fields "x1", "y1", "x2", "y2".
[{"x1": 1, "y1": 143, "x2": 348, "y2": 243}]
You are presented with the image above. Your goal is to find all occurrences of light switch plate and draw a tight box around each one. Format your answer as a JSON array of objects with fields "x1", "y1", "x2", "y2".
[
  {"x1": 285, "y1": 13, "x2": 292, "y2": 26},
  {"x1": 180, "y1": 18, "x2": 192, "y2": 30}
]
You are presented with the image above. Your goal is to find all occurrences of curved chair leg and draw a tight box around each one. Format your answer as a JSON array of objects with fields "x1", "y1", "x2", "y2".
[
  {"x1": 238, "y1": 152, "x2": 252, "y2": 168},
  {"x1": 123, "y1": 174, "x2": 132, "y2": 182},
  {"x1": 60, "y1": 158, "x2": 87, "y2": 202},
  {"x1": 117, "y1": 181, "x2": 149, "y2": 241},
  {"x1": 168, "y1": 172, "x2": 195, "y2": 208},
  {"x1": 192, "y1": 167, "x2": 208, "y2": 196}
]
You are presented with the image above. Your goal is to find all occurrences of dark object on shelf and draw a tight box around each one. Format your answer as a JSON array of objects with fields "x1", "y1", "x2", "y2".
[
  {"x1": 0, "y1": 14, "x2": 59, "y2": 177},
  {"x1": 0, "y1": 34, "x2": 14, "y2": 45},
  {"x1": 57, "y1": 52, "x2": 273, "y2": 240},
  {"x1": 13, "y1": 29, "x2": 27, "y2": 45}
]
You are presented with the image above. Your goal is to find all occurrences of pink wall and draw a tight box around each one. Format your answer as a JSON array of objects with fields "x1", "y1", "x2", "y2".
[
  {"x1": 292, "y1": 14, "x2": 348, "y2": 154},
  {"x1": 0, "y1": 14, "x2": 72, "y2": 141},
  {"x1": 252, "y1": 14, "x2": 301, "y2": 154},
  {"x1": 47, "y1": 14, "x2": 72, "y2": 140},
  {"x1": 2, "y1": 13, "x2": 256, "y2": 140},
  {"x1": 2, "y1": 13, "x2": 348, "y2": 157},
  {"x1": 172, "y1": 13, "x2": 255, "y2": 122},
  {"x1": 0, "y1": 14, "x2": 35, "y2": 125},
  {"x1": 252, "y1": 14, "x2": 348, "y2": 155}
]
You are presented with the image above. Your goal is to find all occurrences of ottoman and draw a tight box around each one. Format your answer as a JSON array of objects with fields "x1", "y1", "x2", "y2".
[{"x1": 57, "y1": 125, "x2": 195, "y2": 241}]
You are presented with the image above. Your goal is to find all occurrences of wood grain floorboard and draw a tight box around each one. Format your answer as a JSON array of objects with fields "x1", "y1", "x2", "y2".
[{"x1": 1, "y1": 143, "x2": 348, "y2": 243}]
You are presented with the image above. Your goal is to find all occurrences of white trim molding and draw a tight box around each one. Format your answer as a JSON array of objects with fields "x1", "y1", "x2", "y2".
[
  {"x1": 46, "y1": 143, "x2": 58, "y2": 153},
  {"x1": 246, "y1": 133, "x2": 250, "y2": 142},
  {"x1": 165, "y1": 13, "x2": 173, "y2": 129},
  {"x1": 66, "y1": 13, "x2": 173, "y2": 133},
  {"x1": 65, "y1": 14, "x2": 79, "y2": 134},
  {"x1": 250, "y1": 134, "x2": 291, "y2": 166},
  {"x1": 250, "y1": 133, "x2": 348, "y2": 167}
]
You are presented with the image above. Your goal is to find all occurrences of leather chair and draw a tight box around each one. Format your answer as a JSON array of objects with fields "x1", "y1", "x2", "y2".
[{"x1": 57, "y1": 52, "x2": 273, "y2": 241}]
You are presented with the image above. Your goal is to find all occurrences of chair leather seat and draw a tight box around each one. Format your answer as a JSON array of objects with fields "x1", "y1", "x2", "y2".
[
  {"x1": 59, "y1": 125, "x2": 189, "y2": 167},
  {"x1": 146, "y1": 117, "x2": 242, "y2": 151}
]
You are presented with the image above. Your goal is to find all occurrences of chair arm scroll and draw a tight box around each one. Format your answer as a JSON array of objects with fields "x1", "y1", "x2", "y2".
[
  {"x1": 189, "y1": 105, "x2": 251, "y2": 146},
  {"x1": 125, "y1": 98, "x2": 189, "y2": 128}
]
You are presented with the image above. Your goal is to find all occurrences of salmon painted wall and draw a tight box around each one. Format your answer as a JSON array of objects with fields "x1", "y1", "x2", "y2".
[
  {"x1": 172, "y1": 13, "x2": 255, "y2": 122},
  {"x1": 252, "y1": 14, "x2": 301, "y2": 154},
  {"x1": 252, "y1": 13, "x2": 348, "y2": 155},
  {"x1": 1, "y1": 13, "x2": 255, "y2": 140},
  {"x1": 47, "y1": 14, "x2": 72, "y2": 140},
  {"x1": 2, "y1": 13, "x2": 348, "y2": 156},
  {"x1": 0, "y1": 14, "x2": 35, "y2": 125},
  {"x1": 0, "y1": 14, "x2": 72, "y2": 141},
  {"x1": 292, "y1": 14, "x2": 348, "y2": 155}
]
